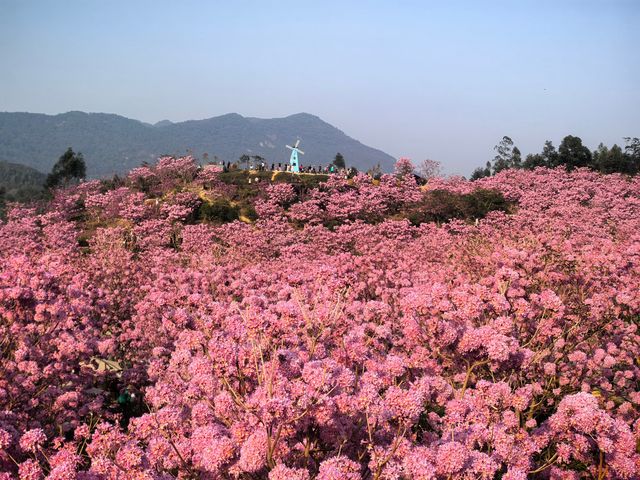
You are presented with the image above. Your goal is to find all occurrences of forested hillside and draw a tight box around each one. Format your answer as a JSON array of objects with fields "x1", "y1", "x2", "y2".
[{"x1": 0, "y1": 160, "x2": 46, "y2": 202}]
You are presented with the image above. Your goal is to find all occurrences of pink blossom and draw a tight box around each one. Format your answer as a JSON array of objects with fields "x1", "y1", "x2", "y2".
[
  {"x1": 19, "y1": 429, "x2": 46, "y2": 453},
  {"x1": 237, "y1": 429, "x2": 268, "y2": 473},
  {"x1": 18, "y1": 460, "x2": 43, "y2": 480},
  {"x1": 268, "y1": 464, "x2": 311, "y2": 480},
  {"x1": 0, "y1": 428, "x2": 11, "y2": 449},
  {"x1": 435, "y1": 442, "x2": 469, "y2": 475},
  {"x1": 317, "y1": 456, "x2": 361, "y2": 480}
]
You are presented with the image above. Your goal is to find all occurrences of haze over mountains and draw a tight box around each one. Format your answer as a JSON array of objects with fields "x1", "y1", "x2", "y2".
[{"x1": 0, "y1": 111, "x2": 396, "y2": 177}]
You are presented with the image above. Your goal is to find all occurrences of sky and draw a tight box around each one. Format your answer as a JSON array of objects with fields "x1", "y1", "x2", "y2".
[{"x1": 0, "y1": 0, "x2": 638, "y2": 175}]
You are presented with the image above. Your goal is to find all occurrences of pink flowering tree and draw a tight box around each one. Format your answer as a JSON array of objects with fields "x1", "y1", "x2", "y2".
[
  {"x1": 394, "y1": 157, "x2": 415, "y2": 178},
  {"x1": 418, "y1": 158, "x2": 442, "y2": 180}
]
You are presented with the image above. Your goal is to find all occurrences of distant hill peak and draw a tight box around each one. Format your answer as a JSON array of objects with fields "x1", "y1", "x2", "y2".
[{"x1": 286, "y1": 112, "x2": 321, "y2": 120}]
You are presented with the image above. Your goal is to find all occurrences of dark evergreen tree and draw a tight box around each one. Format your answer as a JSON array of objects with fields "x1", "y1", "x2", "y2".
[
  {"x1": 522, "y1": 153, "x2": 546, "y2": 169},
  {"x1": 557, "y1": 135, "x2": 591, "y2": 170},
  {"x1": 46, "y1": 147, "x2": 86, "y2": 189},
  {"x1": 333, "y1": 152, "x2": 346, "y2": 169},
  {"x1": 470, "y1": 165, "x2": 491, "y2": 180}
]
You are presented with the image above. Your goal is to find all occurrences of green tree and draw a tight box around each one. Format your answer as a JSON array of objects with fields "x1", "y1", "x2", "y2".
[
  {"x1": 470, "y1": 165, "x2": 491, "y2": 180},
  {"x1": 46, "y1": 147, "x2": 86, "y2": 189},
  {"x1": 557, "y1": 135, "x2": 591, "y2": 170},
  {"x1": 491, "y1": 136, "x2": 520, "y2": 174},
  {"x1": 333, "y1": 152, "x2": 346, "y2": 169},
  {"x1": 523, "y1": 140, "x2": 558, "y2": 169},
  {"x1": 541, "y1": 140, "x2": 559, "y2": 167},
  {"x1": 511, "y1": 146, "x2": 522, "y2": 168},
  {"x1": 623, "y1": 137, "x2": 640, "y2": 174},
  {"x1": 522, "y1": 153, "x2": 545, "y2": 169},
  {"x1": 593, "y1": 143, "x2": 634, "y2": 174},
  {"x1": 624, "y1": 137, "x2": 640, "y2": 158}
]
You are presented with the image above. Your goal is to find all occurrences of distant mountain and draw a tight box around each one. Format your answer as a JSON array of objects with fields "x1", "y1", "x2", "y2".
[{"x1": 0, "y1": 111, "x2": 396, "y2": 177}]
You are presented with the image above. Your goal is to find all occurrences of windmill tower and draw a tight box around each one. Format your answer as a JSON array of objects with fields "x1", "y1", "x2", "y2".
[{"x1": 286, "y1": 139, "x2": 304, "y2": 173}]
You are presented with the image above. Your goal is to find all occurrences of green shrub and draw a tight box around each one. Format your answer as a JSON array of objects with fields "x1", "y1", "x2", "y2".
[
  {"x1": 197, "y1": 198, "x2": 240, "y2": 223},
  {"x1": 404, "y1": 188, "x2": 514, "y2": 225},
  {"x1": 464, "y1": 188, "x2": 512, "y2": 219}
]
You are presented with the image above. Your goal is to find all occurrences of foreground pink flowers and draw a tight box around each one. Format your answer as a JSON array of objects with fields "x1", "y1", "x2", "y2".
[{"x1": 1, "y1": 157, "x2": 639, "y2": 479}]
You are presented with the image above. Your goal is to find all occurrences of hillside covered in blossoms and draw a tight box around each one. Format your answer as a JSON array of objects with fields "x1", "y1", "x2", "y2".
[{"x1": 1, "y1": 156, "x2": 639, "y2": 479}]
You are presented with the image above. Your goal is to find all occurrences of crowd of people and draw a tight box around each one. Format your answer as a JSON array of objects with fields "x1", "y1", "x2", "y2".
[{"x1": 218, "y1": 160, "x2": 355, "y2": 175}]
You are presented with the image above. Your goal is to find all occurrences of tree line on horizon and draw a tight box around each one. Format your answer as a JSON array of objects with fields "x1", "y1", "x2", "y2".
[
  {"x1": 4, "y1": 136, "x2": 640, "y2": 218},
  {"x1": 471, "y1": 135, "x2": 640, "y2": 179}
]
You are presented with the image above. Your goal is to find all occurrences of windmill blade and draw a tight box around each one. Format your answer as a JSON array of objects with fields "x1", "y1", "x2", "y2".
[
  {"x1": 298, "y1": 150, "x2": 305, "y2": 155},
  {"x1": 294, "y1": 139, "x2": 300, "y2": 148},
  {"x1": 286, "y1": 145, "x2": 293, "y2": 150}
]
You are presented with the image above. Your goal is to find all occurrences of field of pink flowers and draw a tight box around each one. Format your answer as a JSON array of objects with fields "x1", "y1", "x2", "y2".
[{"x1": 1, "y1": 157, "x2": 639, "y2": 479}]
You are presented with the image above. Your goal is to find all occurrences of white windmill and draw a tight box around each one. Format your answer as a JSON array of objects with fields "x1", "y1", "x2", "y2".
[{"x1": 286, "y1": 139, "x2": 304, "y2": 173}]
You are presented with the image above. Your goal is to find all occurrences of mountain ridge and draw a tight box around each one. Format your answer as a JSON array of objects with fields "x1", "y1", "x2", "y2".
[{"x1": 0, "y1": 111, "x2": 396, "y2": 177}]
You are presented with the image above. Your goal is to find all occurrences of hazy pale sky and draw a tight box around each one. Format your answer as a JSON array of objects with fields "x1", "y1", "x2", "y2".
[{"x1": 1, "y1": 0, "x2": 638, "y2": 174}]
